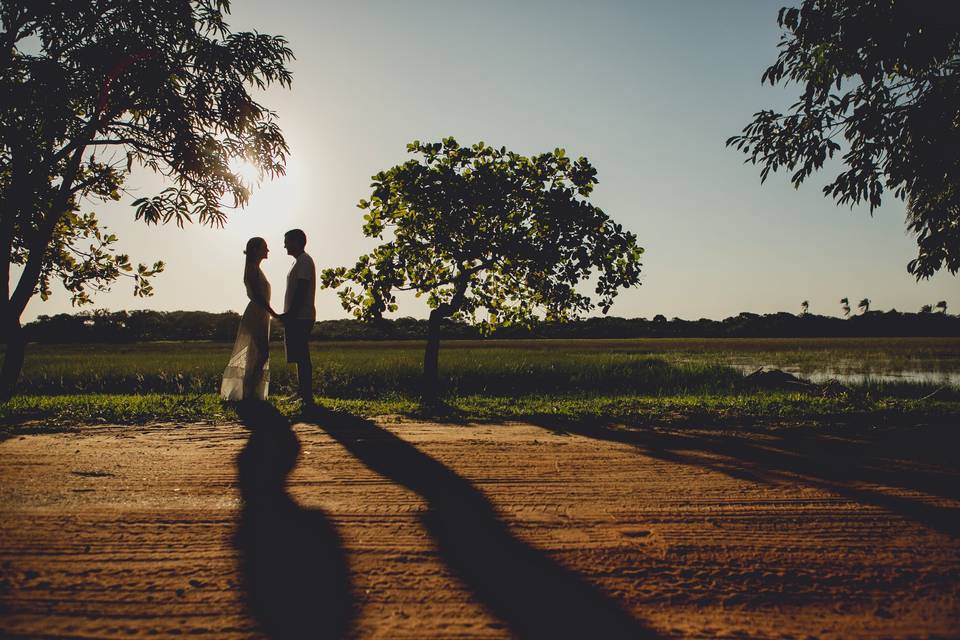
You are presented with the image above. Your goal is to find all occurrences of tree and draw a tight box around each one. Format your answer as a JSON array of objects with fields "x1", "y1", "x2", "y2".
[
  {"x1": 0, "y1": 1, "x2": 293, "y2": 399},
  {"x1": 321, "y1": 138, "x2": 644, "y2": 400},
  {"x1": 936, "y1": 300, "x2": 948, "y2": 314},
  {"x1": 840, "y1": 297, "x2": 850, "y2": 317},
  {"x1": 800, "y1": 300, "x2": 809, "y2": 315},
  {"x1": 858, "y1": 298, "x2": 871, "y2": 314},
  {"x1": 920, "y1": 304, "x2": 933, "y2": 313},
  {"x1": 728, "y1": 1, "x2": 960, "y2": 279}
]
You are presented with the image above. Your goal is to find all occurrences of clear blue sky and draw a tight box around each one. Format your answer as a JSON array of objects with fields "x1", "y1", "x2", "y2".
[{"x1": 25, "y1": 0, "x2": 957, "y2": 321}]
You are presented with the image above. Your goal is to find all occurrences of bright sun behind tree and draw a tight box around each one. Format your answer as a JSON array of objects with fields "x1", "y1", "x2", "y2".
[{"x1": 229, "y1": 157, "x2": 263, "y2": 190}]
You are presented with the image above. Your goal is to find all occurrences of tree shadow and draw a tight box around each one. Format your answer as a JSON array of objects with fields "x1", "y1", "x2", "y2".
[
  {"x1": 233, "y1": 401, "x2": 355, "y2": 640},
  {"x1": 304, "y1": 407, "x2": 661, "y2": 640},
  {"x1": 528, "y1": 416, "x2": 960, "y2": 537}
]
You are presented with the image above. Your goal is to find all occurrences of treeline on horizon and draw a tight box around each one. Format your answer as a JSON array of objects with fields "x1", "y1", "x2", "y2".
[{"x1": 22, "y1": 308, "x2": 960, "y2": 343}]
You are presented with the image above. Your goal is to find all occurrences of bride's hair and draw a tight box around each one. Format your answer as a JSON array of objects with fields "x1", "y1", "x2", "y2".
[
  {"x1": 243, "y1": 237, "x2": 266, "y2": 287},
  {"x1": 243, "y1": 237, "x2": 266, "y2": 264}
]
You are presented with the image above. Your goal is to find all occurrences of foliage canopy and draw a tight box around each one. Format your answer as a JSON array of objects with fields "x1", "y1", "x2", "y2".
[
  {"x1": 728, "y1": 0, "x2": 960, "y2": 278},
  {"x1": 0, "y1": 0, "x2": 293, "y2": 397},
  {"x1": 321, "y1": 138, "x2": 644, "y2": 330},
  {"x1": 1, "y1": 0, "x2": 292, "y2": 310}
]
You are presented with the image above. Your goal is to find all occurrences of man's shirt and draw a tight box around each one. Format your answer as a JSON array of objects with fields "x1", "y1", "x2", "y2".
[{"x1": 284, "y1": 252, "x2": 317, "y2": 321}]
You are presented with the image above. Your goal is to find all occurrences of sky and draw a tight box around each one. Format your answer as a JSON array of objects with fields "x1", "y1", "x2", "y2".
[{"x1": 24, "y1": 0, "x2": 958, "y2": 321}]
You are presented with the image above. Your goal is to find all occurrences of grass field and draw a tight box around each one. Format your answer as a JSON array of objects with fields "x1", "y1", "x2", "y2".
[
  {"x1": 13, "y1": 337, "x2": 960, "y2": 395},
  {"x1": 3, "y1": 392, "x2": 959, "y2": 432},
  {"x1": 3, "y1": 337, "x2": 959, "y2": 427}
]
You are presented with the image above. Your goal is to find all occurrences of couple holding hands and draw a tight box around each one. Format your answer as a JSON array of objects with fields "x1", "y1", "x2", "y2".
[{"x1": 220, "y1": 229, "x2": 316, "y2": 406}]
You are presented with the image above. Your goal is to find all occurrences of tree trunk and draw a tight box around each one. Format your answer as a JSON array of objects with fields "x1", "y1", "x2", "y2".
[
  {"x1": 9, "y1": 150, "x2": 85, "y2": 316},
  {"x1": 0, "y1": 147, "x2": 87, "y2": 401},
  {"x1": 422, "y1": 309, "x2": 443, "y2": 402},
  {"x1": 420, "y1": 272, "x2": 472, "y2": 404},
  {"x1": 0, "y1": 314, "x2": 25, "y2": 402}
]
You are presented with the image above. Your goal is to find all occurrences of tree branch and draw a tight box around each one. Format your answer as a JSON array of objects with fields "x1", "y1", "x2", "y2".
[
  {"x1": 10, "y1": 145, "x2": 87, "y2": 316},
  {"x1": 88, "y1": 137, "x2": 165, "y2": 156}
]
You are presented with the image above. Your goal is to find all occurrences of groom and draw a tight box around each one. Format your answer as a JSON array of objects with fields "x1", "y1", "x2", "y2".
[{"x1": 279, "y1": 228, "x2": 316, "y2": 407}]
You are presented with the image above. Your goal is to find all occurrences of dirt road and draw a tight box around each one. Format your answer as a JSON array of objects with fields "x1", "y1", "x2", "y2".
[{"x1": 1, "y1": 406, "x2": 958, "y2": 639}]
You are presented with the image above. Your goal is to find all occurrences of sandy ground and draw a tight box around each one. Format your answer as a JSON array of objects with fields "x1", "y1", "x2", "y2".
[{"x1": 1, "y1": 405, "x2": 958, "y2": 639}]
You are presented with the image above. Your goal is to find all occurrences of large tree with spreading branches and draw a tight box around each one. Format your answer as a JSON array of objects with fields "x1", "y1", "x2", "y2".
[
  {"x1": 728, "y1": 1, "x2": 960, "y2": 279},
  {"x1": 0, "y1": 0, "x2": 293, "y2": 398},
  {"x1": 321, "y1": 138, "x2": 644, "y2": 400}
]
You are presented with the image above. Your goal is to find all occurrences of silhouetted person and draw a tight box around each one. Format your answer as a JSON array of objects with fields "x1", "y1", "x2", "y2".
[
  {"x1": 234, "y1": 401, "x2": 355, "y2": 639},
  {"x1": 221, "y1": 237, "x2": 278, "y2": 400},
  {"x1": 278, "y1": 229, "x2": 316, "y2": 407}
]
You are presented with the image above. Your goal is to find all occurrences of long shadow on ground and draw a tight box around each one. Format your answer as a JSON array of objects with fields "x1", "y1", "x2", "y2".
[
  {"x1": 304, "y1": 407, "x2": 660, "y2": 640},
  {"x1": 234, "y1": 402, "x2": 355, "y2": 640},
  {"x1": 530, "y1": 416, "x2": 960, "y2": 538}
]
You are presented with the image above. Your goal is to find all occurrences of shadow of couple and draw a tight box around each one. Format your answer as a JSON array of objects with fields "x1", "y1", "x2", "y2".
[{"x1": 232, "y1": 401, "x2": 659, "y2": 640}]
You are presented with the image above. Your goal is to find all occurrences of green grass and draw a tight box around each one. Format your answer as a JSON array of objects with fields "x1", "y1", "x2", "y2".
[
  {"x1": 12, "y1": 338, "x2": 960, "y2": 397},
  {"x1": 3, "y1": 338, "x2": 957, "y2": 430},
  {"x1": 13, "y1": 342, "x2": 745, "y2": 396},
  {"x1": 2, "y1": 392, "x2": 957, "y2": 434},
  {"x1": 0, "y1": 393, "x2": 415, "y2": 429}
]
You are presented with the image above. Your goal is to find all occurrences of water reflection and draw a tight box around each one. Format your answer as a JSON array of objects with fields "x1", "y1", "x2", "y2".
[{"x1": 727, "y1": 364, "x2": 960, "y2": 386}]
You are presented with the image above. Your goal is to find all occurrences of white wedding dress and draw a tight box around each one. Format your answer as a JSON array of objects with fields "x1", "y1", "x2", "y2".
[{"x1": 220, "y1": 268, "x2": 271, "y2": 401}]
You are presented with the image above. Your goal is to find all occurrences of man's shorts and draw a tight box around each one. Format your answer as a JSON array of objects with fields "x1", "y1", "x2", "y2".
[{"x1": 284, "y1": 319, "x2": 313, "y2": 364}]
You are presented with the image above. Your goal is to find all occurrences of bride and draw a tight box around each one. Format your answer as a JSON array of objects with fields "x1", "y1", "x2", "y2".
[{"x1": 221, "y1": 237, "x2": 278, "y2": 401}]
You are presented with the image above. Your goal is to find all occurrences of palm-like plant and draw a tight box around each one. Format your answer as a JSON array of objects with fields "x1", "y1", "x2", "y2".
[
  {"x1": 936, "y1": 300, "x2": 948, "y2": 314},
  {"x1": 840, "y1": 297, "x2": 851, "y2": 317},
  {"x1": 858, "y1": 298, "x2": 871, "y2": 314},
  {"x1": 800, "y1": 300, "x2": 809, "y2": 315}
]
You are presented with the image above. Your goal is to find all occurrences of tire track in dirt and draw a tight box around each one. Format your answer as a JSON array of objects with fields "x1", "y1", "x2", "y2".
[{"x1": 1, "y1": 418, "x2": 958, "y2": 639}]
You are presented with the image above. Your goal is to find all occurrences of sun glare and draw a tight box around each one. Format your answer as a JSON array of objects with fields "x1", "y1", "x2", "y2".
[
  {"x1": 229, "y1": 157, "x2": 262, "y2": 188},
  {"x1": 219, "y1": 154, "x2": 310, "y2": 250}
]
